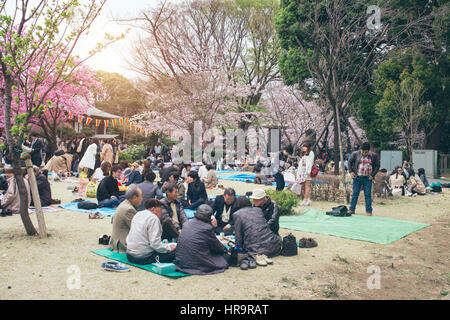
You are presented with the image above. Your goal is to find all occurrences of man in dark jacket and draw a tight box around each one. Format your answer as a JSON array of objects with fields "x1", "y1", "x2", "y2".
[
  {"x1": 136, "y1": 171, "x2": 163, "y2": 211},
  {"x1": 184, "y1": 171, "x2": 208, "y2": 210},
  {"x1": 97, "y1": 165, "x2": 125, "y2": 208},
  {"x1": 174, "y1": 204, "x2": 229, "y2": 275},
  {"x1": 211, "y1": 188, "x2": 238, "y2": 236},
  {"x1": 250, "y1": 189, "x2": 280, "y2": 235},
  {"x1": 348, "y1": 142, "x2": 380, "y2": 216},
  {"x1": 160, "y1": 183, "x2": 188, "y2": 241},
  {"x1": 233, "y1": 197, "x2": 282, "y2": 262},
  {"x1": 160, "y1": 162, "x2": 180, "y2": 184},
  {"x1": 32, "y1": 171, "x2": 60, "y2": 207},
  {"x1": 23, "y1": 133, "x2": 43, "y2": 167}
]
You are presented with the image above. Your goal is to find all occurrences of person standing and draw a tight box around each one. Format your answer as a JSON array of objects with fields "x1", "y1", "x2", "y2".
[
  {"x1": 296, "y1": 143, "x2": 315, "y2": 206},
  {"x1": 22, "y1": 133, "x2": 44, "y2": 167},
  {"x1": 78, "y1": 139, "x2": 98, "y2": 178},
  {"x1": 348, "y1": 142, "x2": 380, "y2": 216},
  {"x1": 100, "y1": 139, "x2": 114, "y2": 165}
]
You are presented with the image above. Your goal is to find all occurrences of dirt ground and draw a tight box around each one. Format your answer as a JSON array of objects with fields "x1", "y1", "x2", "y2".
[{"x1": 1, "y1": 174, "x2": 449, "y2": 300}]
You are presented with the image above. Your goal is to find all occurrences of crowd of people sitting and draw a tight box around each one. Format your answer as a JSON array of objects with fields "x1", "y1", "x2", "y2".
[
  {"x1": 111, "y1": 184, "x2": 281, "y2": 274},
  {"x1": 0, "y1": 131, "x2": 446, "y2": 274}
]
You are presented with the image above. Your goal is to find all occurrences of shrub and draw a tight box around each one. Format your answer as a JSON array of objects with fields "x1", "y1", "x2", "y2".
[
  {"x1": 265, "y1": 189, "x2": 299, "y2": 216},
  {"x1": 120, "y1": 144, "x2": 147, "y2": 162}
]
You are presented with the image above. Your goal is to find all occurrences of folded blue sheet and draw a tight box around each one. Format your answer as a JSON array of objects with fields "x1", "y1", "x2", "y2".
[{"x1": 58, "y1": 201, "x2": 117, "y2": 217}]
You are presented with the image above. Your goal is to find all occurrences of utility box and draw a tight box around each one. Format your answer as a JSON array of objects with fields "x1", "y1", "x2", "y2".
[
  {"x1": 380, "y1": 151, "x2": 403, "y2": 173},
  {"x1": 412, "y1": 150, "x2": 438, "y2": 179}
]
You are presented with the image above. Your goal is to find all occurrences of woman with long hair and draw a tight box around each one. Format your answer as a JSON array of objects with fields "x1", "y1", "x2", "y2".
[{"x1": 296, "y1": 143, "x2": 315, "y2": 206}]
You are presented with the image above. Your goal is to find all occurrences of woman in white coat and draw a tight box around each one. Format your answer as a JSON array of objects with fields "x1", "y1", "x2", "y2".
[
  {"x1": 78, "y1": 139, "x2": 98, "y2": 177},
  {"x1": 296, "y1": 143, "x2": 315, "y2": 206}
]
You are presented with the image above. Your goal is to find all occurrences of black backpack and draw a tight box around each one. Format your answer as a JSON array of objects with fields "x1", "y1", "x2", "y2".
[
  {"x1": 281, "y1": 233, "x2": 298, "y2": 256},
  {"x1": 77, "y1": 201, "x2": 98, "y2": 210},
  {"x1": 326, "y1": 205, "x2": 351, "y2": 217}
]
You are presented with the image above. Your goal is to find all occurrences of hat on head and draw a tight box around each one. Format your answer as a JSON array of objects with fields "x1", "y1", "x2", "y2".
[
  {"x1": 195, "y1": 204, "x2": 213, "y2": 222},
  {"x1": 249, "y1": 189, "x2": 266, "y2": 200}
]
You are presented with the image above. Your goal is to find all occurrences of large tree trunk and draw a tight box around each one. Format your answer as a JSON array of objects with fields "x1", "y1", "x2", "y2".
[{"x1": 3, "y1": 75, "x2": 38, "y2": 236}]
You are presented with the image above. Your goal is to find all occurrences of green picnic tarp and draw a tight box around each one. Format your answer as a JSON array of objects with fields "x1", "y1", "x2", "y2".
[
  {"x1": 279, "y1": 209, "x2": 430, "y2": 244},
  {"x1": 91, "y1": 248, "x2": 191, "y2": 278}
]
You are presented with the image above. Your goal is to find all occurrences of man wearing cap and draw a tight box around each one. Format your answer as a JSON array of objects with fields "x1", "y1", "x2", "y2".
[
  {"x1": 250, "y1": 189, "x2": 280, "y2": 235},
  {"x1": 174, "y1": 204, "x2": 229, "y2": 275}
]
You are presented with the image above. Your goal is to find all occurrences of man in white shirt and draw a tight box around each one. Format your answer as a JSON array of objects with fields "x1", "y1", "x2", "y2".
[
  {"x1": 126, "y1": 199, "x2": 177, "y2": 265},
  {"x1": 197, "y1": 162, "x2": 208, "y2": 180}
]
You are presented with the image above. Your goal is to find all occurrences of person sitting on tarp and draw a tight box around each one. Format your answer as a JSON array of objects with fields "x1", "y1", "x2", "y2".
[
  {"x1": 110, "y1": 185, "x2": 143, "y2": 253},
  {"x1": 211, "y1": 188, "x2": 238, "y2": 236},
  {"x1": 126, "y1": 199, "x2": 176, "y2": 265},
  {"x1": 417, "y1": 168, "x2": 429, "y2": 188},
  {"x1": 125, "y1": 162, "x2": 143, "y2": 186},
  {"x1": 202, "y1": 164, "x2": 218, "y2": 188},
  {"x1": 389, "y1": 166, "x2": 407, "y2": 196},
  {"x1": 250, "y1": 189, "x2": 280, "y2": 236},
  {"x1": 233, "y1": 197, "x2": 282, "y2": 266},
  {"x1": 159, "y1": 183, "x2": 188, "y2": 241},
  {"x1": 136, "y1": 171, "x2": 164, "y2": 211},
  {"x1": 97, "y1": 165, "x2": 125, "y2": 208},
  {"x1": 408, "y1": 169, "x2": 426, "y2": 196},
  {"x1": 162, "y1": 172, "x2": 185, "y2": 202},
  {"x1": 184, "y1": 171, "x2": 208, "y2": 210},
  {"x1": 0, "y1": 172, "x2": 31, "y2": 214},
  {"x1": 31, "y1": 170, "x2": 61, "y2": 207},
  {"x1": 174, "y1": 204, "x2": 229, "y2": 275}
]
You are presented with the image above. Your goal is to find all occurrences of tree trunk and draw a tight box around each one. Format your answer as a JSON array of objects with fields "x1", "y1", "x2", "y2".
[
  {"x1": 12, "y1": 153, "x2": 38, "y2": 236},
  {"x1": 3, "y1": 75, "x2": 38, "y2": 236},
  {"x1": 335, "y1": 104, "x2": 349, "y2": 204},
  {"x1": 333, "y1": 107, "x2": 340, "y2": 175}
]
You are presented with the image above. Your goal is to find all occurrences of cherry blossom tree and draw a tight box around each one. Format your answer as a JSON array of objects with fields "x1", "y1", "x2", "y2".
[{"x1": 0, "y1": 0, "x2": 112, "y2": 236}]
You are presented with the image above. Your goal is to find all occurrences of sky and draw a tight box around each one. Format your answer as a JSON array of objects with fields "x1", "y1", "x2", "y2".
[
  {"x1": 74, "y1": 0, "x2": 159, "y2": 80},
  {"x1": 5, "y1": 0, "x2": 183, "y2": 80}
]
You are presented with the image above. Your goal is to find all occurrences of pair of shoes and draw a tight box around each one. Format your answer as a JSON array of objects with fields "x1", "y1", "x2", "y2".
[
  {"x1": 260, "y1": 254, "x2": 273, "y2": 265},
  {"x1": 98, "y1": 234, "x2": 110, "y2": 245},
  {"x1": 303, "y1": 199, "x2": 311, "y2": 206},
  {"x1": 299, "y1": 238, "x2": 318, "y2": 248},
  {"x1": 253, "y1": 254, "x2": 268, "y2": 266},
  {"x1": 4, "y1": 209, "x2": 12, "y2": 216},
  {"x1": 0, "y1": 210, "x2": 5, "y2": 217},
  {"x1": 89, "y1": 212, "x2": 104, "y2": 219},
  {"x1": 348, "y1": 210, "x2": 354, "y2": 215},
  {"x1": 366, "y1": 212, "x2": 372, "y2": 216},
  {"x1": 101, "y1": 261, "x2": 130, "y2": 272},
  {"x1": 240, "y1": 257, "x2": 257, "y2": 270},
  {"x1": 72, "y1": 186, "x2": 79, "y2": 193}
]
